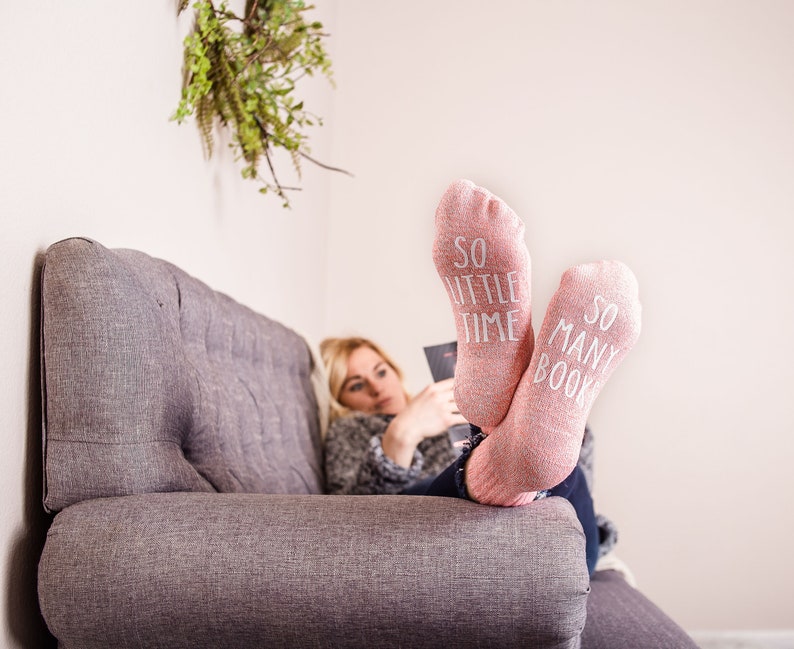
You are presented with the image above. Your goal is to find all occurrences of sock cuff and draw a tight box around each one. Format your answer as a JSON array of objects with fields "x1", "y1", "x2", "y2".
[
  {"x1": 453, "y1": 427, "x2": 487, "y2": 501},
  {"x1": 463, "y1": 434, "x2": 541, "y2": 507}
]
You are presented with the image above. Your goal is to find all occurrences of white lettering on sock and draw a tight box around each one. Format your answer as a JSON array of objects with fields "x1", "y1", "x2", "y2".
[
  {"x1": 481, "y1": 312, "x2": 506, "y2": 342},
  {"x1": 454, "y1": 276, "x2": 465, "y2": 305},
  {"x1": 453, "y1": 236, "x2": 470, "y2": 268},
  {"x1": 600, "y1": 303, "x2": 618, "y2": 330},
  {"x1": 585, "y1": 295, "x2": 619, "y2": 331},
  {"x1": 461, "y1": 313, "x2": 472, "y2": 343},
  {"x1": 493, "y1": 274, "x2": 508, "y2": 304},
  {"x1": 506, "y1": 309, "x2": 519, "y2": 341},
  {"x1": 535, "y1": 358, "x2": 595, "y2": 410},
  {"x1": 534, "y1": 352, "x2": 550, "y2": 383},
  {"x1": 549, "y1": 361, "x2": 567, "y2": 390},
  {"x1": 566, "y1": 330, "x2": 587, "y2": 362},
  {"x1": 455, "y1": 305, "x2": 526, "y2": 344},
  {"x1": 477, "y1": 274, "x2": 494, "y2": 304},
  {"x1": 576, "y1": 374, "x2": 594, "y2": 407},
  {"x1": 565, "y1": 369, "x2": 581, "y2": 398},
  {"x1": 452, "y1": 236, "x2": 488, "y2": 269},
  {"x1": 444, "y1": 270, "x2": 522, "y2": 308},
  {"x1": 583, "y1": 336, "x2": 608, "y2": 370},
  {"x1": 506, "y1": 271, "x2": 520, "y2": 302},
  {"x1": 442, "y1": 236, "x2": 529, "y2": 344},
  {"x1": 471, "y1": 238, "x2": 487, "y2": 268},
  {"x1": 584, "y1": 295, "x2": 604, "y2": 325},
  {"x1": 548, "y1": 318, "x2": 574, "y2": 350},
  {"x1": 445, "y1": 276, "x2": 461, "y2": 305},
  {"x1": 462, "y1": 275, "x2": 477, "y2": 305},
  {"x1": 600, "y1": 345, "x2": 621, "y2": 373},
  {"x1": 531, "y1": 297, "x2": 626, "y2": 408}
]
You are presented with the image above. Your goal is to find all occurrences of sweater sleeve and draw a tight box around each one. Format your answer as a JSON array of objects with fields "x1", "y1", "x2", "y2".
[{"x1": 324, "y1": 414, "x2": 424, "y2": 495}]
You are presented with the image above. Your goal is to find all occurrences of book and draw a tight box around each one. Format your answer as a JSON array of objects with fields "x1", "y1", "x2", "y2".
[
  {"x1": 423, "y1": 341, "x2": 458, "y2": 382},
  {"x1": 423, "y1": 341, "x2": 470, "y2": 447}
]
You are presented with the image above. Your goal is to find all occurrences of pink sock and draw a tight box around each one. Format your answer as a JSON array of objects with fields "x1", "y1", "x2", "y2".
[
  {"x1": 432, "y1": 180, "x2": 534, "y2": 428},
  {"x1": 465, "y1": 261, "x2": 642, "y2": 506}
]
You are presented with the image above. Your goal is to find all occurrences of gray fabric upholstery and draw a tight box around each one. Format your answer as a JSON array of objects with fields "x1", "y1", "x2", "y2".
[
  {"x1": 40, "y1": 237, "x2": 323, "y2": 512},
  {"x1": 584, "y1": 570, "x2": 700, "y2": 648},
  {"x1": 39, "y1": 493, "x2": 589, "y2": 649}
]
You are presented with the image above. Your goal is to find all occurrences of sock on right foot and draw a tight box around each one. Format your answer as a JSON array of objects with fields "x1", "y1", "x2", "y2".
[{"x1": 432, "y1": 180, "x2": 534, "y2": 427}]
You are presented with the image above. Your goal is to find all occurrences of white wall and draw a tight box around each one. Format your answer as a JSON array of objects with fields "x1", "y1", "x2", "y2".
[
  {"x1": 2, "y1": 1, "x2": 792, "y2": 645},
  {"x1": 0, "y1": 2, "x2": 337, "y2": 646},
  {"x1": 326, "y1": 0, "x2": 794, "y2": 633}
]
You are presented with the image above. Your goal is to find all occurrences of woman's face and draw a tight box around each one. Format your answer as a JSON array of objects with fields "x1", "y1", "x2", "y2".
[{"x1": 338, "y1": 345, "x2": 408, "y2": 416}]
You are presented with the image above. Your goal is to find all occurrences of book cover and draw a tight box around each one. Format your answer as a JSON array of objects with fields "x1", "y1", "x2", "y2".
[{"x1": 423, "y1": 341, "x2": 470, "y2": 447}]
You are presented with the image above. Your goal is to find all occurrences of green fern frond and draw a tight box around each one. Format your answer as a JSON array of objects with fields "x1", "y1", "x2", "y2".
[{"x1": 172, "y1": 0, "x2": 344, "y2": 207}]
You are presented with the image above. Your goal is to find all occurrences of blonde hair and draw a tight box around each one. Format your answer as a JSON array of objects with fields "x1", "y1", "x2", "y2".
[{"x1": 319, "y1": 336, "x2": 410, "y2": 422}]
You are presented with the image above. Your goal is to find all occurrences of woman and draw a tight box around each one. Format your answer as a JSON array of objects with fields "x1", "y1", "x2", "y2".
[
  {"x1": 321, "y1": 336, "x2": 465, "y2": 497},
  {"x1": 320, "y1": 180, "x2": 641, "y2": 574}
]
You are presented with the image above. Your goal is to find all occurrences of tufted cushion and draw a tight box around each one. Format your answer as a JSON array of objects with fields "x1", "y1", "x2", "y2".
[{"x1": 40, "y1": 237, "x2": 323, "y2": 512}]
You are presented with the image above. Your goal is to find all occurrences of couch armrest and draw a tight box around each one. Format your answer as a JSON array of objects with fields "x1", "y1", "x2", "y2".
[{"x1": 39, "y1": 493, "x2": 589, "y2": 648}]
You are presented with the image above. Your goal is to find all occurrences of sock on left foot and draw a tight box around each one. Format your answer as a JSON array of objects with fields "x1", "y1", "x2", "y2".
[{"x1": 464, "y1": 260, "x2": 641, "y2": 506}]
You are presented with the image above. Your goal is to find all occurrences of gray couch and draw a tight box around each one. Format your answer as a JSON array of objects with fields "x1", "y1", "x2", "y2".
[{"x1": 37, "y1": 237, "x2": 698, "y2": 648}]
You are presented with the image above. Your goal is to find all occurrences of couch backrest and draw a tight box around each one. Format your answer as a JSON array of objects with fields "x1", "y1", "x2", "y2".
[{"x1": 40, "y1": 237, "x2": 324, "y2": 512}]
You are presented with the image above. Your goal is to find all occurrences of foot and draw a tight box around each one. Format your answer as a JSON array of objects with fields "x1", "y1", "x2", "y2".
[
  {"x1": 432, "y1": 179, "x2": 534, "y2": 427},
  {"x1": 465, "y1": 261, "x2": 641, "y2": 505}
]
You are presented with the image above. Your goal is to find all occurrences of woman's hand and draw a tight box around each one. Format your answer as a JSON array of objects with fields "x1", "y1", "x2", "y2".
[{"x1": 381, "y1": 378, "x2": 468, "y2": 468}]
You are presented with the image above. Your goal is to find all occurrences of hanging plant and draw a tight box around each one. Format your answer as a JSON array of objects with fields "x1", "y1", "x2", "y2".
[{"x1": 173, "y1": 0, "x2": 345, "y2": 207}]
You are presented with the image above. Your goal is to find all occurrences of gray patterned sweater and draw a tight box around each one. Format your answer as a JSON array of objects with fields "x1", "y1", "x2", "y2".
[{"x1": 323, "y1": 413, "x2": 458, "y2": 495}]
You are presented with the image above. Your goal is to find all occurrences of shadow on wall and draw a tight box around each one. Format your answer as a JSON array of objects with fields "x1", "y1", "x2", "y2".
[{"x1": 5, "y1": 252, "x2": 58, "y2": 647}]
